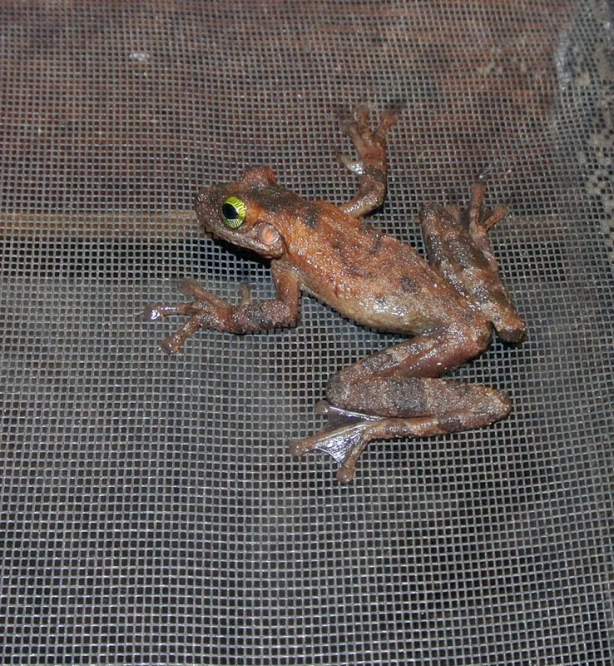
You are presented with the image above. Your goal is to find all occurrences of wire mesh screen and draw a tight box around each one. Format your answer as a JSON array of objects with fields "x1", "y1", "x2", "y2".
[{"x1": 1, "y1": 1, "x2": 613, "y2": 663}]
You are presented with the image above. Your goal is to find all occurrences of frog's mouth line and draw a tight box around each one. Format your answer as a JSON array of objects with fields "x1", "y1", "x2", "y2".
[{"x1": 203, "y1": 229, "x2": 273, "y2": 267}]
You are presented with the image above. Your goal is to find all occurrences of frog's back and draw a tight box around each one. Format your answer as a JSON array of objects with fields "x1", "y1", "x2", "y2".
[{"x1": 281, "y1": 200, "x2": 474, "y2": 335}]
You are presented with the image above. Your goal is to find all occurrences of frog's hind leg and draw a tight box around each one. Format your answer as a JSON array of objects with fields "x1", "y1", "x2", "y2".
[
  {"x1": 290, "y1": 377, "x2": 511, "y2": 484},
  {"x1": 290, "y1": 317, "x2": 505, "y2": 482},
  {"x1": 420, "y1": 182, "x2": 527, "y2": 343}
]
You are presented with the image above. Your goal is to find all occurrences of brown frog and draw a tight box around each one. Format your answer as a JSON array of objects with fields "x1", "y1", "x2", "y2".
[{"x1": 144, "y1": 108, "x2": 526, "y2": 482}]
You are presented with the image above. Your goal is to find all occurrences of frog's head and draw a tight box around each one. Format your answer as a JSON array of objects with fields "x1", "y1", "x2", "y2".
[{"x1": 195, "y1": 166, "x2": 287, "y2": 258}]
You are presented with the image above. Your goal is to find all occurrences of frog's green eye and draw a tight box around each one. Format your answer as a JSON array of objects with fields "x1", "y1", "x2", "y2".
[{"x1": 221, "y1": 196, "x2": 247, "y2": 229}]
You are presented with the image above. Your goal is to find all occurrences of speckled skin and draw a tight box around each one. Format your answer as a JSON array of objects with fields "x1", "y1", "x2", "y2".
[{"x1": 144, "y1": 109, "x2": 526, "y2": 482}]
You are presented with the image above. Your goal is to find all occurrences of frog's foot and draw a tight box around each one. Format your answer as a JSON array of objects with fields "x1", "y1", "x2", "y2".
[
  {"x1": 340, "y1": 106, "x2": 398, "y2": 168},
  {"x1": 143, "y1": 265, "x2": 301, "y2": 352},
  {"x1": 421, "y1": 183, "x2": 527, "y2": 344},
  {"x1": 289, "y1": 403, "x2": 379, "y2": 483},
  {"x1": 142, "y1": 277, "x2": 233, "y2": 353},
  {"x1": 339, "y1": 107, "x2": 399, "y2": 218}
]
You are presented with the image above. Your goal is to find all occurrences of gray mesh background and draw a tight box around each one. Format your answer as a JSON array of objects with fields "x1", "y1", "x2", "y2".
[{"x1": 1, "y1": 1, "x2": 613, "y2": 664}]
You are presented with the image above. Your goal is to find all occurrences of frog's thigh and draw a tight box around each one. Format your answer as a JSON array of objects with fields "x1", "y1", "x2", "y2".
[{"x1": 327, "y1": 324, "x2": 492, "y2": 407}]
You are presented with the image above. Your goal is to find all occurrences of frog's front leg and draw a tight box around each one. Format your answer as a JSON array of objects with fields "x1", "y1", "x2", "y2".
[
  {"x1": 339, "y1": 107, "x2": 398, "y2": 218},
  {"x1": 290, "y1": 322, "x2": 511, "y2": 483},
  {"x1": 143, "y1": 262, "x2": 301, "y2": 353}
]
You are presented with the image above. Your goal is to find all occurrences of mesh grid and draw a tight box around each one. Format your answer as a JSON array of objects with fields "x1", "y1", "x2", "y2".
[{"x1": 1, "y1": 1, "x2": 613, "y2": 664}]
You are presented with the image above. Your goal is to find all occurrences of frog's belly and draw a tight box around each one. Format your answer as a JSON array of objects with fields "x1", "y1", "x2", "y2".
[
  {"x1": 306, "y1": 276, "x2": 468, "y2": 335},
  {"x1": 335, "y1": 292, "x2": 440, "y2": 334}
]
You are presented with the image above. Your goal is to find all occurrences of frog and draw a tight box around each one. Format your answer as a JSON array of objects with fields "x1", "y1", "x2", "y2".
[{"x1": 143, "y1": 107, "x2": 526, "y2": 483}]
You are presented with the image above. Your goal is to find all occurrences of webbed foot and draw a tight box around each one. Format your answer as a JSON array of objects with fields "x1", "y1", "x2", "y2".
[
  {"x1": 289, "y1": 402, "x2": 379, "y2": 483},
  {"x1": 289, "y1": 401, "x2": 449, "y2": 484},
  {"x1": 421, "y1": 183, "x2": 527, "y2": 344}
]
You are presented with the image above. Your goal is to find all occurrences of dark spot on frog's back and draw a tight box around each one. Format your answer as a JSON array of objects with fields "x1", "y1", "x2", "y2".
[
  {"x1": 304, "y1": 207, "x2": 322, "y2": 229},
  {"x1": 347, "y1": 265, "x2": 375, "y2": 280},
  {"x1": 400, "y1": 275, "x2": 420, "y2": 293},
  {"x1": 255, "y1": 187, "x2": 287, "y2": 214},
  {"x1": 368, "y1": 230, "x2": 384, "y2": 256},
  {"x1": 360, "y1": 223, "x2": 386, "y2": 256}
]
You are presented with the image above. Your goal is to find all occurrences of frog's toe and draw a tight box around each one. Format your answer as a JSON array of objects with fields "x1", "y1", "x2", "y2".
[
  {"x1": 315, "y1": 400, "x2": 379, "y2": 426},
  {"x1": 344, "y1": 106, "x2": 394, "y2": 148},
  {"x1": 375, "y1": 107, "x2": 399, "y2": 138},
  {"x1": 141, "y1": 303, "x2": 181, "y2": 321},
  {"x1": 352, "y1": 105, "x2": 371, "y2": 131},
  {"x1": 160, "y1": 332, "x2": 186, "y2": 354},
  {"x1": 339, "y1": 153, "x2": 365, "y2": 176},
  {"x1": 467, "y1": 182, "x2": 508, "y2": 231},
  {"x1": 180, "y1": 277, "x2": 213, "y2": 300},
  {"x1": 142, "y1": 304, "x2": 164, "y2": 321},
  {"x1": 480, "y1": 205, "x2": 508, "y2": 231},
  {"x1": 289, "y1": 423, "x2": 363, "y2": 462}
]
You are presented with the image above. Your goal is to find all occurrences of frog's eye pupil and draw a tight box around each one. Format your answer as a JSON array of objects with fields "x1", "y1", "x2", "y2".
[
  {"x1": 222, "y1": 203, "x2": 238, "y2": 219},
  {"x1": 221, "y1": 196, "x2": 247, "y2": 229}
]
